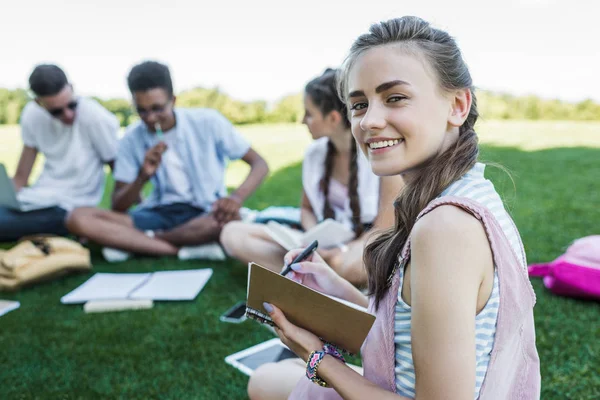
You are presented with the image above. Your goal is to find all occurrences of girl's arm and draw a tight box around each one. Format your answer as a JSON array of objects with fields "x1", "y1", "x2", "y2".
[
  {"x1": 283, "y1": 249, "x2": 368, "y2": 308},
  {"x1": 266, "y1": 304, "x2": 409, "y2": 400},
  {"x1": 271, "y1": 204, "x2": 492, "y2": 400},
  {"x1": 409, "y1": 205, "x2": 492, "y2": 399},
  {"x1": 301, "y1": 190, "x2": 318, "y2": 230}
]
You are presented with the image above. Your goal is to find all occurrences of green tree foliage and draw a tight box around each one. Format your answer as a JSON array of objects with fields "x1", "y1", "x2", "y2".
[
  {"x1": 477, "y1": 90, "x2": 600, "y2": 121},
  {"x1": 177, "y1": 87, "x2": 268, "y2": 124},
  {"x1": 267, "y1": 93, "x2": 304, "y2": 123},
  {"x1": 0, "y1": 89, "x2": 29, "y2": 124},
  {"x1": 1, "y1": 86, "x2": 600, "y2": 125},
  {"x1": 94, "y1": 97, "x2": 135, "y2": 126}
]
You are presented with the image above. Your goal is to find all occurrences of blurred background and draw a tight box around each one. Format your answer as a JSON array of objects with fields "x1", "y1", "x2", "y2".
[
  {"x1": 1, "y1": 1, "x2": 598, "y2": 399},
  {"x1": 1, "y1": 0, "x2": 599, "y2": 128}
]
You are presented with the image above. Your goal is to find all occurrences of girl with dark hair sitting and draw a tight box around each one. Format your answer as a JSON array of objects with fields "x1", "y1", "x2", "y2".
[{"x1": 220, "y1": 69, "x2": 401, "y2": 285}]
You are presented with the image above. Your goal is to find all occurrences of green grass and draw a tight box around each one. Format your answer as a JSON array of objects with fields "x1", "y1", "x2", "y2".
[{"x1": 1, "y1": 121, "x2": 600, "y2": 399}]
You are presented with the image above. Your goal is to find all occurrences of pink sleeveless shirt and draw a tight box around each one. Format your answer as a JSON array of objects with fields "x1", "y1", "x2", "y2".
[{"x1": 289, "y1": 196, "x2": 541, "y2": 399}]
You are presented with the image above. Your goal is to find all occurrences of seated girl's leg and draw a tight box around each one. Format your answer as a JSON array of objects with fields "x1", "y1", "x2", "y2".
[
  {"x1": 325, "y1": 239, "x2": 368, "y2": 287},
  {"x1": 220, "y1": 221, "x2": 287, "y2": 272},
  {"x1": 247, "y1": 358, "x2": 365, "y2": 400},
  {"x1": 247, "y1": 358, "x2": 305, "y2": 400}
]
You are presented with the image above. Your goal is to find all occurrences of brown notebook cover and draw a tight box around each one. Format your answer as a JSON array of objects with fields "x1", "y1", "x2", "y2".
[{"x1": 246, "y1": 263, "x2": 376, "y2": 354}]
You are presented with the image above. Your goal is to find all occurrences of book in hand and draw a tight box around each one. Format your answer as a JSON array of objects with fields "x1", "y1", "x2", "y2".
[
  {"x1": 265, "y1": 218, "x2": 355, "y2": 251},
  {"x1": 245, "y1": 262, "x2": 376, "y2": 355}
]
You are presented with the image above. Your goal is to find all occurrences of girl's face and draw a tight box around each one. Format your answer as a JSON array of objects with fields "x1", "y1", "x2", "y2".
[
  {"x1": 302, "y1": 93, "x2": 339, "y2": 140},
  {"x1": 347, "y1": 45, "x2": 466, "y2": 177}
]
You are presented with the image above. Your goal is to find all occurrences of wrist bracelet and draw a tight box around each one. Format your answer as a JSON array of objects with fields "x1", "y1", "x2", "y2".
[
  {"x1": 306, "y1": 344, "x2": 346, "y2": 387},
  {"x1": 306, "y1": 350, "x2": 329, "y2": 387},
  {"x1": 323, "y1": 343, "x2": 345, "y2": 363}
]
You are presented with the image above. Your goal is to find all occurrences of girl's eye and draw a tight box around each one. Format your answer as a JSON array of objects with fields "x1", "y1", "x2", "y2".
[
  {"x1": 388, "y1": 95, "x2": 407, "y2": 103},
  {"x1": 350, "y1": 102, "x2": 367, "y2": 111}
]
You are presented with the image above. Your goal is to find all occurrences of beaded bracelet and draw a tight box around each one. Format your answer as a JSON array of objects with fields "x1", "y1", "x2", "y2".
[
  {"x1": 306, "y1": 350, "x2": 328, "y2": 387},
  {"x1": 306, "y1": 345, "x2": 347, "y2": 387},
  {"x1": 323, "y1": 343, "x2": 346, "y2": 363}
]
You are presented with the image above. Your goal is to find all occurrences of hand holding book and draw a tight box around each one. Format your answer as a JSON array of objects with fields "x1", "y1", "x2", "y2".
[
  {"x1": 262, "y1": 301, "x2": 327, "y2": 363},
  {"x1": 246, "y1": 261, "x2": 373, "y2": 354}
]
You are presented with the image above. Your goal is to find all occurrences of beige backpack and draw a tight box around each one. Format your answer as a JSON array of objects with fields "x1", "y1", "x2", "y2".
[{"x1": 0, "y1": 236, "x2": 92, "y2": 291}]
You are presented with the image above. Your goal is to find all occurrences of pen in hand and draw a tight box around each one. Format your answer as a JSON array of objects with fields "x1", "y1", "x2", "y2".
[{"x1": 280, "y1": 240, "x2": 319, "y2": 277}]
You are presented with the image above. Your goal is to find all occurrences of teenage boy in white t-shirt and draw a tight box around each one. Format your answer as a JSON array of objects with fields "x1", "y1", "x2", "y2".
[
  {"x1": 66, "y1": 61, "x2": 269, "y2": 262},
  {"x1": 0, "y1": 64, "x2": 119, "y2": 242}
]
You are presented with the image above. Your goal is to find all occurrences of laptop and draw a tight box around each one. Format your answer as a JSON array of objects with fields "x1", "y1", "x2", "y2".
[{"x1": 0, "y1": 164, "x2": 22, "y2": 211}]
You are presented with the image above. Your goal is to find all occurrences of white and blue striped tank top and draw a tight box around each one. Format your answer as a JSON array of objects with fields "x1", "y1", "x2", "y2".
[{"x1": 394, "y1": 163, "x2": 527, "y2": 399}]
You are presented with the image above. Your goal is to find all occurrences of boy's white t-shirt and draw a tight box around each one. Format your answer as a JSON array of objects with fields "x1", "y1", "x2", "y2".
[
  {"x1": 17, "y1": 97, "x2": 119, "y2": 211},
  {"x1": 152, "y1": 126, "x2": 194, "y2": 205}
]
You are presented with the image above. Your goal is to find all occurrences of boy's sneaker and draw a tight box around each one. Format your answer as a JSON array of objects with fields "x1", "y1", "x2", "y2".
[
  {"x1": 102, "y1": 231, "x2": 154, "y2": 263},
  {"x1": 178, "y1": 243, "x2": 226, "y2": 261},
  {"x1": 101, "y1": 247, "x2": 131, "y2": 263}
]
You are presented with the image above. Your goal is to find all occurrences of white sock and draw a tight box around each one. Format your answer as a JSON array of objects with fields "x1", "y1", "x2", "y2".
[
  {"x1": 178, "y1": 243, "x2": 226, "y2": 261},
  {"x1": 102, "y1": 230, "x2": 156, "y2": 262}
]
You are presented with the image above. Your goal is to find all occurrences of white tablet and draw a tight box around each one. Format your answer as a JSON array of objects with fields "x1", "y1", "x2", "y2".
[{"x1": 225, "y1": 338, "x2": 299, "y2": 376}]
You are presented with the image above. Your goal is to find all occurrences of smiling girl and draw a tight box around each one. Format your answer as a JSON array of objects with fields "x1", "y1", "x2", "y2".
[
  {"x1": 221, "y1": 69, "x2": 401, "y2": 285},
  {"x1": 249, "y1": 16, "x2": 540, "y2": 400}
]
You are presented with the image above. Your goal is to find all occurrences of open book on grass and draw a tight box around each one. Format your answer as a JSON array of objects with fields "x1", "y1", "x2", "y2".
[
  {"x1": 245, "y1": 262, "x2": 375, "y2": 354},
  {"x1": 265, "y1": 219, "x2": 355, "y2": 251}
]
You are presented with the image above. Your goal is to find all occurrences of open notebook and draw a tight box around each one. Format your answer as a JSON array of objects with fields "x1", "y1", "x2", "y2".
[
  {"x1": 246, "y1": 263, "x2": 375, "y2": 355},
  {"x1": 61, "y1": 269, "x2": 213, "y2": 304},
  {"x1": 265, "y1": 219, "x2": 355, "y2": 251}
]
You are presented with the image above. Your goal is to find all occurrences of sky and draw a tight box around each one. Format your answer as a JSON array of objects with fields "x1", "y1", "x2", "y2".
[{"x1": 1, "y1": 0, "x2": 598, "y2": 103}]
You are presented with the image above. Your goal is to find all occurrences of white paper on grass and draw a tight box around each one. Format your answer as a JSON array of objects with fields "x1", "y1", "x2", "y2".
[
  {"x1": 60, "y1": 269, "x2": 213, "y2": 304},
  {"x1": 0, "y1": 300, "x2": 20, "y2": 317},
  {"x1": 61, "y1": 273, "x2": 151, "y2": 304},
  {"x1": 129, "y1": 269, "x2": 213, "y2": 300}
]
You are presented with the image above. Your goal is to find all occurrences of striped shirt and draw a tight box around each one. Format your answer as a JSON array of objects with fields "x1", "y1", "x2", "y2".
[{"x1": 394, "y1": 163, "x2": 527, "y2": 399}]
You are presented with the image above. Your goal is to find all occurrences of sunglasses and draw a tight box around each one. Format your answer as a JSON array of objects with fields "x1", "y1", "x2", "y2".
[
  {"x1": 135, "y1": 102, "x2": 172, "y2": 117},
  {"x1": 47, "y1": 101, "x2": 78, "y2": 118}
]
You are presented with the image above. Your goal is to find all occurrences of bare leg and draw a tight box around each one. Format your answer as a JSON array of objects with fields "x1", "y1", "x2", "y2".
[
  {"x1": 247, "y1": 359, "x2": 305, "y2": 400},
  {"x1": 247, "y1": 357, "x2": 365, "y2": 400},
  {"x1": 66, "y1": 207, "x2": 178, "y2": 255},
  {"x1": 325, "y1": 240, "x2": 368, "y2": 288},
  {"x1": 220, "y1": 221, "x2": 287, "y2": 271},
  {"x1": 155, "y1": 214, "x2": 222, "y2": 247}
]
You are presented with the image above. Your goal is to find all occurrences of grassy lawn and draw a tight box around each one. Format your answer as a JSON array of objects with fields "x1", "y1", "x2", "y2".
[{"x1": 1, "y1": 121, "x2": 599, "y2": 399}]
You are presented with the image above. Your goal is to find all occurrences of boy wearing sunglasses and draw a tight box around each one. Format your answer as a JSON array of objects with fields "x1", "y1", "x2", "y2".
[
  {"x1": 0, "y1": 64, "x2": 119, "y2": 242},
  {"x1": 66, "y1": 61, "x2": 269, "y2": 262}
]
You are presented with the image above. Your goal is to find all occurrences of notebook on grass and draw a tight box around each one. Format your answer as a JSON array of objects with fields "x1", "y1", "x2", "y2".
[{"x1": 245, "y1": 262, "x2": 375, "y2": 355}]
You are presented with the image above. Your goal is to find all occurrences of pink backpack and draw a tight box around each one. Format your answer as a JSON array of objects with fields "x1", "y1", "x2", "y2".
[{"x1": 529, "y1": 235, "x2": 600, "y2": 301}]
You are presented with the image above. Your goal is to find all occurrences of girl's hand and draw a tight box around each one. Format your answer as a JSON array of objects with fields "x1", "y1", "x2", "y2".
[
  {"x1": 263, "y1": 302, "x2": 323, "y2": 361},
  {"x1": 283, "y1": 248, "x2": 345, "y2": 297}
]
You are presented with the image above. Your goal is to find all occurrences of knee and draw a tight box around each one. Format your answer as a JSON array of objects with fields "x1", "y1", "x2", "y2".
[
  {"x1": 247, "y1": 362, "x2": 277, "y2": 400},
  {"x1": 219, "y1": 221, "x2": 246, "y2": 256},
  {"x1": 65, "y1": 207, "x2": 96, "y2": 234}
]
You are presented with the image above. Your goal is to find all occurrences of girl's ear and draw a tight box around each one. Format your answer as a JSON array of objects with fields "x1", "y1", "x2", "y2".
[
  {"x1": 448, "y1": 88, "x2": 472, "y2": 128},
  {"x1": 326, "y1": 110, "x2": 343, "y2": 126}
]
